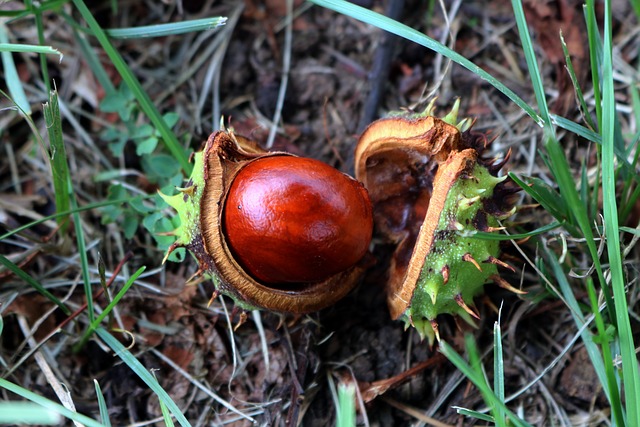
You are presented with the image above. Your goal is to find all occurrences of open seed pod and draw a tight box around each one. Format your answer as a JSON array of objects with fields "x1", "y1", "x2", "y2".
[
  {"x1": 161, "y1": 130, "x2": 373, "y2": 314},
  {"x1": 355, "y1": 101, "x2": 521, "y2": 343}
]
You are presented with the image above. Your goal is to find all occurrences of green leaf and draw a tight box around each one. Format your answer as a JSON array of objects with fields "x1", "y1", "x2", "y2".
[
  {"x1": 163, "y1": 112, "x2": 180, "y2": 128},
  {"x1": 142, "y1": 153, "x2": 182, "y2": 180},
  {"x1": 122, "y1": 213, "x2": 139, "y2": 239},
  {"x1": 135, "y1": 136, "x2": 159, "y2": 155},
  {"x1": 99, "y1": 88, "x2": 131, "y2": 113},
  {"x1": 107, "y1": 136, "x2": 128, "y2": 157},
  {"x1": 129, "y1": 196, "x2": 156, "y2": 214},
  {"x1": 131, "y1": 123, "x2": 154, "y2": 139}
]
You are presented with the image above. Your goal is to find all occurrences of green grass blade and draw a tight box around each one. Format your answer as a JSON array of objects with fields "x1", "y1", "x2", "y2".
[
  {"x1": 71, "y1": 0, "x2": 192, "y2": 174},
  {"x1": 0, "y1": 43, "x2": 63, "y2": 58},
  {"x1": 629, "y1": 0, "x2": 640, "y2": 20},
  {"x1": 621, "y1": 182, "x2": 640, "y2": 222},
  {"x1": 159, "y1": 396, "x2": 175, "y2": 427},
  {"x1": 70, "y1": 185, "x2": 95, "y2": 323},
  {"x1": 0, "y1": 402, "x2": 62, "y2": 425},
  {"x1": 510, "y1": 0, "x2": 551, "y2": 128},
  {"x1": 551, "y1": 114, "x2": 640, "y2": 184},
  {"x1": 93, "y1": 380, "x2": 112, "y2": 427},
  {"x1": 551, "y1": 114, "x2": 600, "y2": 143},
  {"x1": 0, "y1": 197, "x2": 145, "y2": 242},
  {"x1": 453, "y1": 407, "x2": 494, "y2": 423},
  {"x1": 559, "y1": 32, "x2": 596, "y2": 131},
  {"x1": 0, "y1": 378, "x2": 104, "y2": 427},
  {"x1": 585, "y1": 0, "x2": 603, "y2": 128},
  {"x1": 151, "y1": 371, "x2": 176, "y2": 427},
  {"x1": 543, "y1": 248, "x2": 615, "y2": 406},
  {"x1": 465, "y1": 335, "x2": 507, "y2": 427},
  {"x1": 95, "y1": 328, "x2": 191, "y2": 427},
  {"x1": 0, "y1": 254, "x2": 70, "y2": 315},
  {"x1": 105, "y1": 17, "x2": 226, "y2": 39},
  {"x1": 601, "y1": 0, "x2": 640, "y2": 422},
  {"x1": 0, "y1": 23, "x2": 31, "y2": 114},
  {"x1": 474, "y1": 221, "x2": 564, "y2": 241},
  {"x1": 440, "y1": 340, "x2": 532, "y2": 427},
  {"x1": 508, "y1": 173, "x2": 571, "y2": 226},
  {"x1": 493, "y1": 321, "x2": 505, "y2": 424},
  {"x1": 621, "y1": 226, "x2": 640, "y2": 235},
  {"x1": 76, "y1": 266, "x2": 146, "y2": 349},
  {"x1": 43, "y1": 90, "x2": 72, "y2": 234},
  {"x1": 309, "y1": 0, "x2": 542, "y2": 126},
  {"x1": 336, "y1": 382, "x2": 356, "y2": 427},
  {"x1": 585, "y1": 279, "x2": 625, "y2": 426},
  {"x1": 0, "y1": 0, "x2": 67, "y2": 19}
]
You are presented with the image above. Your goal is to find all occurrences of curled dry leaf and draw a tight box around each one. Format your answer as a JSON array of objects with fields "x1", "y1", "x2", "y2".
[
  {"x1": 161, "y1": 130, "x2": 373, "y2": 314},
  {"x1": 355, "y1": 101, "x2": 521, "y2": 343}
]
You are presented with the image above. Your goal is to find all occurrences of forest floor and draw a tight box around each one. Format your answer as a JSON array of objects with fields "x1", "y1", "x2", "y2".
[{"x1": 1, "y1": 0, "x2": 639, "y2": 425}]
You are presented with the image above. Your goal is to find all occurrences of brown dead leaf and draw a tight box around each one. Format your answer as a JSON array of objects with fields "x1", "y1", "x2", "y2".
[
  {"x1": 5, "y1": 294, "x2": 58, "y2": 340},
  {"x1": 162, "y1": 345, "x2": 194, "y2": 370}
]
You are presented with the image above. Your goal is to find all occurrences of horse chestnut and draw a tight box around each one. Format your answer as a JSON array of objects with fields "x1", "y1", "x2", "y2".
[
  {"x1": 354, "y1": 100, "x2": 520, "y2": 343},
  {"x1": 223, "y1": 156, "x2": 373, "y2": 284},
  {"x1": 161, "y1": 130, "x2": 373, "y2": 314}
]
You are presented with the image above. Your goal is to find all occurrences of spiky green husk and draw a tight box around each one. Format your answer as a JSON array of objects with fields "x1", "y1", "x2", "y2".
[
  {"x1": 403, "y1": 162, "x2": 513, "y2": 342},
  {"x1": 159, "y1": 151, "x2": 206, "y2": 256}
]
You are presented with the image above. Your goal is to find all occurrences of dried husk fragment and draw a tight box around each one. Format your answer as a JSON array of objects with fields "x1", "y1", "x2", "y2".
[
  {"x1": 161, "y1": 130, "x2": 366, "y2": 314},
  {"x1": 355, "y1": 103, "x2": 520, "y2": 342}
]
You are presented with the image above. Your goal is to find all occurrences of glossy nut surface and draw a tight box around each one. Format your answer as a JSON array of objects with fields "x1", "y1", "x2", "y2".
[{"x1": 223, "y1": 156, "x2": 373, "y2": 284}]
